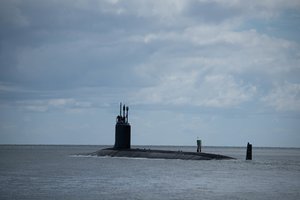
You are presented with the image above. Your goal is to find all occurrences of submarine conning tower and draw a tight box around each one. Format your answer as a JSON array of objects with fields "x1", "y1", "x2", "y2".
[{"x1": 114, "y1": 103, "x2": 131, "y2": 149}]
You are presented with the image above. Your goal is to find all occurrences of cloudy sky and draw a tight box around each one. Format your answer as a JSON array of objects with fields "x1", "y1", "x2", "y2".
[{"x1": 1, "y1": 0, "x2": 300, "y2": 147}]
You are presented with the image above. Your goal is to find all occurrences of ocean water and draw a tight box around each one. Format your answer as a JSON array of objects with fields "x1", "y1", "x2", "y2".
[{"x1": 0, "y1": 145, "x2": 299, "y2": 200}]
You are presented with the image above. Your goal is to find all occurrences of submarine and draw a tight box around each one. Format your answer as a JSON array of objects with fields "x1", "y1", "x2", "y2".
[{"x1": 88, "y1": 103, "x2": 234, "y2": 160}]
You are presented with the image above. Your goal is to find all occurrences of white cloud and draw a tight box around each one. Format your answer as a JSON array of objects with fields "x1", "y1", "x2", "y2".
[
  {"x1": 131, "y1": 22, "x2": 298, "y2": 110},
  {"x1": 17, "y1": 98, "x2": 92, "y2": 112},
  {"x1": 206, "y1": 0, "x2": 300, "y2": 20},
  {"x1": 48, "y1": 98, "x2": 75, "y2": 107},
  {"x1": 201, "y1": 74, "x2": 257, "y2": 107},
  {"x1": 262, "y1": 82, "x2": 300, "y2": 111},
  {"x1": 133, "y1": 72, "x2": 256, "y2": 108},
  {"x1": 24, "y1": 105, "x2": 48, "y2": 112},
  {"x1": 132, "y1": 22, "x2": 299, "y2": 86},
  {"x1": 0, "y1": 83, "x2": 21, "y2": 93},
  {"x1": 132, "y1": 24, "x2": 294, "y2": 52}
]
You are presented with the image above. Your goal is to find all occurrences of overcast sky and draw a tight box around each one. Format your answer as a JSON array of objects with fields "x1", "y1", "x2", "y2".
[{"x1": 1, "y1": 0, "x2": 300, "y2": 147}]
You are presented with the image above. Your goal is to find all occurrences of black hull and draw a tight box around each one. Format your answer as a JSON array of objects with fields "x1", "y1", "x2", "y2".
[{"x1": 88, "y1": 148, "x2": 234, "y2": 160}]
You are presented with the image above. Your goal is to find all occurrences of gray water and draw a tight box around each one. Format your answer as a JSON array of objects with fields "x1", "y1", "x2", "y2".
[{"x1": 0, "y1": 145, "x2": 299, "y2": 200}]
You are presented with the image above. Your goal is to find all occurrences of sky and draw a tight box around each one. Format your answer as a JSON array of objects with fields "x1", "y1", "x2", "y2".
[{"x1": 0, "y1": 0, "x2": 300, "y2": 147}]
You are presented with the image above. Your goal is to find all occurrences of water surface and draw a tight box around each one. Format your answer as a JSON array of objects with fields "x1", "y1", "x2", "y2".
[{"x1": 0, "y1": 145, "x2": 299, "y2": 200}]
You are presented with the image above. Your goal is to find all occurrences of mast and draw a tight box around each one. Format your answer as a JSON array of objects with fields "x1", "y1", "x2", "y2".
[{"x1": 126, "y1": 106, "x2": 129, "y2": 123}]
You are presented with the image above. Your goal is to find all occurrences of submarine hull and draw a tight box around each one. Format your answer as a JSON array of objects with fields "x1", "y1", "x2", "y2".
[{"x1": 89, "y1": 148, "x2": 234, "y2": 160}]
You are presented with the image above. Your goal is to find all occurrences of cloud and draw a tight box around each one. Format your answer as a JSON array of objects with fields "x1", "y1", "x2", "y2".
[
  {"x1": 16, "y1": 98, "x2": 92, "y2": 112},
  {"x1": 133, "y1": 72, "x2": 256, "y2": 108},
  {"x1": 262, "y1": 82, "x2": 300, "y2": 111},
  {"x1": 0, "y1": 82, "x2": 21, "y2": 93},
  {"x1": 0, "y1": 0, "x2": 299, "y2": 109},
  {"x1": 188, "y1": 0, "x2": 300, "y2": 21},
  {"x1": 130, "y1": 22, "x2": 298, "y2": 110},
  {"x1": 0, "y1": 0, "x2": 299, "y2": 146}
]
